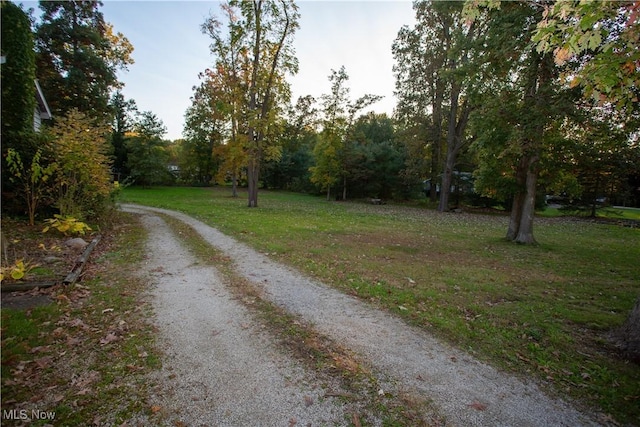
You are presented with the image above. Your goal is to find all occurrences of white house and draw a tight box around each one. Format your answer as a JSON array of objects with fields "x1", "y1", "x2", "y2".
[{"x1": 33, "y1": 79, "x2": 52, "y2": 131}]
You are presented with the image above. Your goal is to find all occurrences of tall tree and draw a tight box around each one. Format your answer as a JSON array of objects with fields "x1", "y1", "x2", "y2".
[
  {"x1": 202, "y1": 0, "x2": 300, "y2": 207},
  {"x1": 34, "y1": 0, "x2": 133, "y2": 123},
  {"x1": 393, "y1": 1, "x2": 480, "y2": 212},
  {"x1": 348, "y1": 113, "x2": 404, "y2": 199},
  {"x1": 393, "y1": 10, "x2": 444, "y2": 203},
  {"x1": 310, "y1": 66, "x2": 381, "y2": 200},
  {"x1": 126, "y1": 111, "x2": 170, "y2": 187},
  {"x1": 1, "y1": 1, "x2": 37, "y2": 145},
  {"x1": 1, "y1": 1, "x2": 39, "y2": 208},
  {"x1": 109, "y1": 90, "x2": 137, "y2": 181},
  {"x1": 262, "y1": 95, "x2": 318, "y2": 191},
  {"x1": 181, "y1": 77, "x2": 226, "y2": 186}
]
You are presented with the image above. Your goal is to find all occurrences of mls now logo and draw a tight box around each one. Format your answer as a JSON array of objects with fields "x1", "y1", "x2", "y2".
[{"x1": 3, "y1": 409, "x2": 56, "y2": 421}]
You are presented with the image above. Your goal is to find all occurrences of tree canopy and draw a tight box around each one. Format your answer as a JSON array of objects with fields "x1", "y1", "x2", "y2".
[{"x1": 34, "y1": 0, "x2": 134, "y2": 123}]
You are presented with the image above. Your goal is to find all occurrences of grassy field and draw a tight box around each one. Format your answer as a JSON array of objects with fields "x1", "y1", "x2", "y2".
[{"x1": 120, "y1": 186, "x2": 640, "y2": 424}]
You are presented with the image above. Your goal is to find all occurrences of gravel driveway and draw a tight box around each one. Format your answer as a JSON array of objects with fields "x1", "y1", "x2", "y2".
[{"x1": 122, "y1": 204, "x2": 603, "y2": 426}]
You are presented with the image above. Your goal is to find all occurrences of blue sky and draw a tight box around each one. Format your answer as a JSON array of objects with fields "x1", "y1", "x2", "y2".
[{"x1": 28, "y1": 1, "x2": 417, "y2": 140}]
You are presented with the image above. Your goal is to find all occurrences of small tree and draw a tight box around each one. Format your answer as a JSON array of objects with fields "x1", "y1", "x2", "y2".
[
  {"x1": 49, "y1": 109, "x2": 113, "y2": 218},
  {"x1": 6, "y1": 148, "x2": 56, "y2": 226}
]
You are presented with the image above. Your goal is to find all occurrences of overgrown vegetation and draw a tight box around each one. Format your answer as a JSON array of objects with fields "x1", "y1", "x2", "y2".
[{"x1": 120, "y1": 186, "x2": 640, "y2": 425}]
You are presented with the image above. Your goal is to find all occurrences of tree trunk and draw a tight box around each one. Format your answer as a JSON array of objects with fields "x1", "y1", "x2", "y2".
[
  {"x1": 438, "y1": 86, "x2": 470, "y2": 212},
  {"x1": 247, "y1": 154, "x2": 259, "y2": 207},
  {"x1": 507, "y1": 155, "x2": 530, "y2": 240},
  {"x1": 439, "y1": 151, "x2": 455, "y2": 212},
  {"x1": 231, "y1": 172, "x2": 238, "y2": 198},
  {"x1": 438, "y1": 80, "x2": 460, "y2": 212},
  {"x1": 326, "y1": 186, "x2": 331, "y2": 202},
  {"x1": 342, "y1": 175, "x2": 347, "y2": 201},
  {"x1": 430, "y1": 79, "x2": 444, "y2": 203},
  {"x1": 514, "y1": 155, "x2": 539, "y2": 244}
]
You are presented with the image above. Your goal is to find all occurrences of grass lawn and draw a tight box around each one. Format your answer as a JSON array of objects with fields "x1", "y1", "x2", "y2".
[
  {"x1": 539, "y1": 205, "x2": 640, "y2": 221},
  {"x1": 120, "y1": 186, "x2": 640, "y2": 424}
]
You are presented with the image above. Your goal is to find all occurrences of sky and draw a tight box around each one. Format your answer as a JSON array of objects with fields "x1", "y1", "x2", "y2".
[{"x1": 26, "y1": 1, "x2": 417, "y2": 140}]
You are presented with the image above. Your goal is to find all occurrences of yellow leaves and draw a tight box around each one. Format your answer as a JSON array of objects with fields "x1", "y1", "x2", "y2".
[
  {"x1": 0, "y1": 259, "x2": 37, "y2": 282},
  {"x1": 42, "y1": 215, "x2": 92, "y2": 236}
]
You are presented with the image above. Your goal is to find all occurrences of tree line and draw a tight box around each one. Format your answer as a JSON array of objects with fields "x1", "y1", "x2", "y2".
[
  {"x1": 1, "y1": 0, "x2": 173, "y2": 223},
  {"x1": 2, "y1": 0, "x2": 638, "y2": 243}
]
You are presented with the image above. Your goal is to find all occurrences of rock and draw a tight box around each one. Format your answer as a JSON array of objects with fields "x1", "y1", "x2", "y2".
[
  {"x1": 65, "y1": 238, "x2": 88, "y2": 250},
  {"x1": 43, "y1": 256, "x2": 64, "y2": 264}
]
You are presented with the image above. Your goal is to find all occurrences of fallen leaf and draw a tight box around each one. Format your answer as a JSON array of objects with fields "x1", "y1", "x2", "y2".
[
  {"x1": 102, "y1": 308, "x2": 114, "y2": 314},
  {"x1": 468, "y1": 401, "x2": 487, "y2": 411},
  {"x1": 151, "y1": 405, "x2": 162, "y2": 413},
  {"x1": 35, "y1": 356, "x2": 53, "y2": 369},
  {"x1": 304, "y1": 395, "x2": 314, "y2": 407},
  {"x1": 352, "y1": 412, "x2": 362, "y2": 427},
  {"x1": 99, "y1": 332, "x2": 119, "y2": 345}
]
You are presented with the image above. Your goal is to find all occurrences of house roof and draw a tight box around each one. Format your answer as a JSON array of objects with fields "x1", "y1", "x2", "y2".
[{"x1": 34, "y1": 79, "x2": 52, "y2": 120}]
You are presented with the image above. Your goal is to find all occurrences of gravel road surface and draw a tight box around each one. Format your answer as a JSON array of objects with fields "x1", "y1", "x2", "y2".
[{"x1": 123, "y1": 204, "x2": 603, "y2": 426}]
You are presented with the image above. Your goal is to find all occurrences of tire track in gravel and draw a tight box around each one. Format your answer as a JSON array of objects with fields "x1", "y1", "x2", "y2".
[
  {"x1": 123, "y1": 204, "x2": 604, "y2": 427},
  {"x1": 125, "y1": 207, "x2": 347, "y2": 426}
]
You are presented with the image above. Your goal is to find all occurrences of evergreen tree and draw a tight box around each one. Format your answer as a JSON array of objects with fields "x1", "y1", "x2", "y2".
[
  {"x1": 34, "y1": 0, "x2": 133, "y2": 123},
  {"x1": 126, "y1": 111, "x2": 170, "y2": 187}
]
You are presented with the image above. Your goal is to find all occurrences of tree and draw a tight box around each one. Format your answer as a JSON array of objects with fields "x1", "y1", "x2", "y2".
[
  {"x1": 310, "y1": 66, "x2": 382, "y2": 200},
  {"x1": 262, "y1": 95, "x2": 318, "y2": 191},
  {"x1": 1, "y1": 1, "x2": 37, "y2": 146},
  {"x1": 202, "y1": 0, "x2": 300, "y2": 207},
  {"x1": 1, "y1": 1, "x2": 40, "y2": 213},
  {"x1": 181, "y1": 78, "x2": 226, "y2": 186},
  {"x1": 126, "y1": 111, "x2": 170, "y2": 187},
  {"x1": 34, "y1": 0, "x2": 133, "y2": 122},
  {"x1": 393, "y1": 10, "x2": 444, "y2": 203},
  {"x1": 533, "y1": 1, "x2": 640, "y2": 115},
  {"x1": 393, "y1": 1, "x2": 480, "y2": 212},
  {"x1": 347, "y1": 113, "x2": 404, "y2": 199},
  {"x1": 109, "y1": 90, "x2": 137, "y2": 181},
  {"x1": 48, "y1": 109, "x2": 113, "y2": 219},
  {"x1": 463, "y1": 1, "x2": 576, "y2": 244}
]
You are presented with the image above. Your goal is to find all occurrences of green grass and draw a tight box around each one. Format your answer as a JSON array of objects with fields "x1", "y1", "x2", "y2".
[
  {"x1": 120, "y1": 186, "x2": 640, "y2": 424},
  {"x1": 539, "y1": 205, "x2": 640, "y2": 220}
]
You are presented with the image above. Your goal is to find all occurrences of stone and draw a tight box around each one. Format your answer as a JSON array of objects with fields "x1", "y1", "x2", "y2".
[{"x1": 65, "y1": 238, "x2": 88, "y2": 250}]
